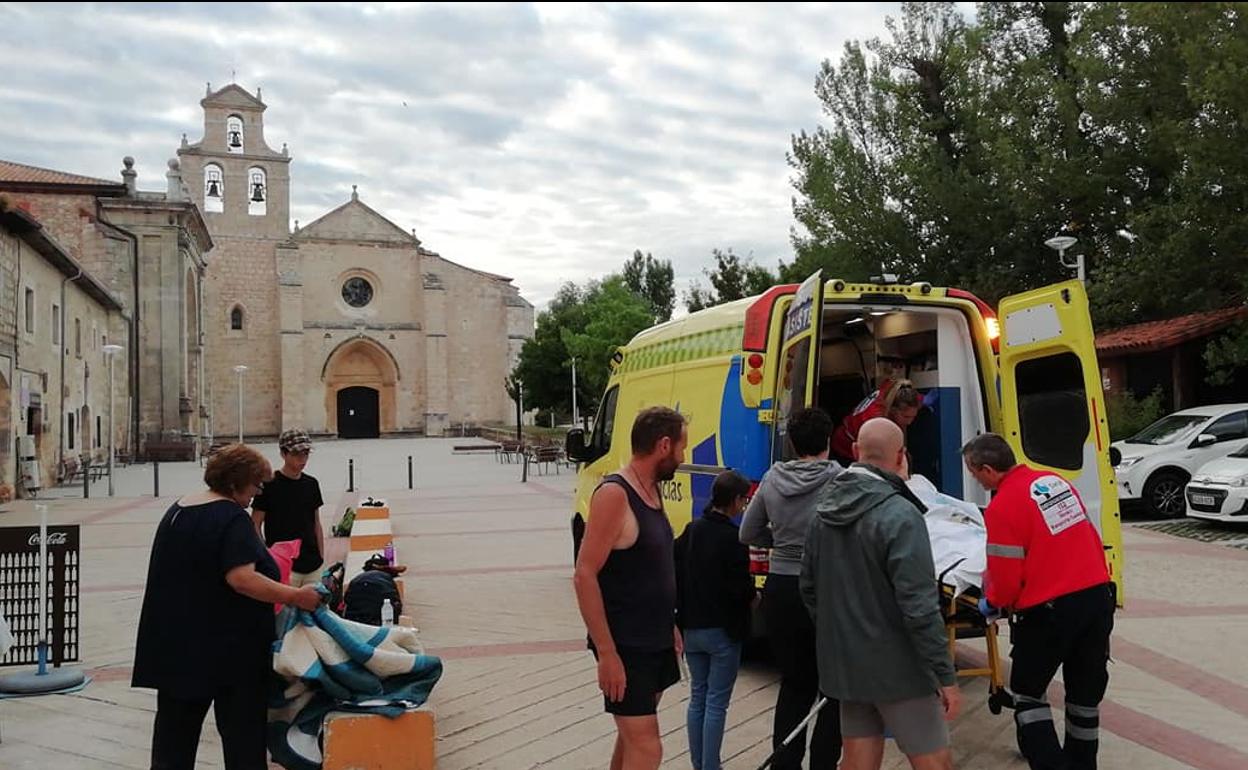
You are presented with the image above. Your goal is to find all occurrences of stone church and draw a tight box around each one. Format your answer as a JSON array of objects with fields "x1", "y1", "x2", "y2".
[{"x1": 177, "y1": 84, "x2": 533, "y2": 439}]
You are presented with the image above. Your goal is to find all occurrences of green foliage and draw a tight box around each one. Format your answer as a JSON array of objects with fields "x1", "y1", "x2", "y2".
[
  {"x1": 685, "y1": 248, "x2": 778, "y2": 312},
  {"x1": 1204, "y1": 321, "x2": 1248, "y2": 387},
  {"x1": 622, "y1": 250, "x2": 676, "y2": 323},
  {"x1": 789, "y1": 2, "x2": 1248, "y2": 326},
  {"x1": 1105, "y1": 386, "x2": 1166, "y2": 442},
  {"x1": 512, "y1": 277, "x2": 654, "y2": 415}
]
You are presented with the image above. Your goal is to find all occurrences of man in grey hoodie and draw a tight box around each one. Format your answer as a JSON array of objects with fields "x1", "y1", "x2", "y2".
[
  {"x1": 800, "y1": 418, "x2": 960, "y2": 770},
  {"x1": 740, "y1": 407, "x2": 843, "y2": 769}
]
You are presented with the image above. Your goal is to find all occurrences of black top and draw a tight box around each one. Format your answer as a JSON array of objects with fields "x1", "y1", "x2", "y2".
[
  {"x1": 594, "y1": 474, "x2": 677, "y2": 652},
  {"x1": 674, "y1": 509, "x2": 755, "y2": 641},
  {"x1": 132, "y1": 499, "x2": 280, "y2": 697},
  {"x1": 253, "y1": 470, "x2": 324, "y2": 573}
]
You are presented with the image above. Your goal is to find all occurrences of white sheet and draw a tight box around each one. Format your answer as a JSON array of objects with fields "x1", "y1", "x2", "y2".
[{"x1": 906, "y1": 475, "x2": 986, "y2": 596}]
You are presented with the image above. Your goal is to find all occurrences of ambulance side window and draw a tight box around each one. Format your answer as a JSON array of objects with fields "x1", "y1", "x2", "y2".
[
  {"x1": 1015, "y1": 352, "x2": 1089, "y2": 471},
  {"x1": 591, "y1": 386, "x2": 620, "y2": 454}
]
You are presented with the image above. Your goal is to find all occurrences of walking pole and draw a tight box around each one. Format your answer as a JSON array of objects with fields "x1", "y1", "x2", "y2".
[{"x1": 755, "y1": 696, "x2": 830, "y2": 770}]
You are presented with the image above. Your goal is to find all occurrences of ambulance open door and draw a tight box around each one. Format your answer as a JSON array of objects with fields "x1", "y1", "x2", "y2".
[
  {"x1": 997, "y1": 279, "x2": 1123, "y2": 601},
  {"x1": 771, "y1": 271, "x2": 824, "y2": 463}
]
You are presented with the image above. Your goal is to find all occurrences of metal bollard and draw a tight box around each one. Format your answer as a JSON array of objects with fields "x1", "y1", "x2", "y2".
[
  {"x1": 522, "y1": 449, "x2": 529, "y2": 483},
  {"x1": 153, "y1": 460, "x2": 160, "y2": 497},
  {"x1": 84, "y1": 460, "x2": 90, "y2": 499},
  {"x1": 407, "y1": 455, "x2": 413, "y2": 489},
  {"x1": 348, "y1": 458, "x2": 355, "y2": 492}
]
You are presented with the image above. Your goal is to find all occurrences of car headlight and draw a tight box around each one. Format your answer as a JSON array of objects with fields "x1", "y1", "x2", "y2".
[
  {"x1": 1201, "y1": 476, "x2": 1248, "y2": 487},
  {"x1": 1117, "y1": 456, "x2": 1143, "y2": 469}
]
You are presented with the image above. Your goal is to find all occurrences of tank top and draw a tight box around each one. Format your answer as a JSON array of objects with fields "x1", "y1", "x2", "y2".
[{"x1": 593, "y1": 473, "x2": 677, "y2": 651}]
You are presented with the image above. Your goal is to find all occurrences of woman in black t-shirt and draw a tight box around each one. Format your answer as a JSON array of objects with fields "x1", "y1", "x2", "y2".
[{"x1": 133, "y1": 444, "x2": 321, "y2": 770}]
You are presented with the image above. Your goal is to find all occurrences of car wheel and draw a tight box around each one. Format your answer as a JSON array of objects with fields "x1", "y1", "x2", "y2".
[{"x1": 1143, "y1": 471, "x2": 1189, "y2": 519}]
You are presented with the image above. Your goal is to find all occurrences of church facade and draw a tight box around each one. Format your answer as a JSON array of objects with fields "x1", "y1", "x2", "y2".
[{"x1": 177, "y1": 84, "x2": 532, "y2": 439}]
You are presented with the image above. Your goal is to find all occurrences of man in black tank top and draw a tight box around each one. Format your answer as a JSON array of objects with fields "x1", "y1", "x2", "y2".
[{"x1": 575, "y1": 406, "x2": 688, "y2": 770}]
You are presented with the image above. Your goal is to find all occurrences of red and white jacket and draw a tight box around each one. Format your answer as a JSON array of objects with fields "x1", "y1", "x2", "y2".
[{"x1": 983, "y1": 465, "x2": 1110, "y2": 611}]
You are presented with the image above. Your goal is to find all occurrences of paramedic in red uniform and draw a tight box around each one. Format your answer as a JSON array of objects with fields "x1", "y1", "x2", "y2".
[
  {"x1": 830, "y1": 379, "x2": 922, "y2": 467},
  {"x1": 962, "y1": 433, "x2": 1114, "y2": 770}
]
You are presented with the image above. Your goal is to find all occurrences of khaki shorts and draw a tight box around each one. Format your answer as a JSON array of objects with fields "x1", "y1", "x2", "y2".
[
  {"x1": 289, "y1": 570, "x2": 321, "y2": 588},
  {"x1": 841, "y1": 695, "x2": 949, "y2": 756}
]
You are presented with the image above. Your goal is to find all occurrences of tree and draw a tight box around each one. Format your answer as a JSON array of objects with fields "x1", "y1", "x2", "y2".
[
  {"x1": 562, "y1": 276, "x2": 656, "y2": 409},
  {"x1": 684, "y1": 248, "x2": 778, "y2": 312},
  {"x1": 622, "y1": 250, "x2": 676, "y2": 322},
  {"x1": 787, "y1": 0, "x2": 1248, "y2": 344},
  {"x1": 511, "y1": 283, "x2": 585, "y2": 416},
  {"x1": 511, "y1": 276, "x2": 655, "y2": 418}
]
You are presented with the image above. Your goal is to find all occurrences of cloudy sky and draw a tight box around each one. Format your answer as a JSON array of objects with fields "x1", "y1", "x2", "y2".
[{"x1": 2, "y1": 2, "x2": 926, "y2": 309}]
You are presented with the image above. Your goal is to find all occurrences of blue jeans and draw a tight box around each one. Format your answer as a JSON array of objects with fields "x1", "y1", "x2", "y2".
[{"x1": 684, "y1": 627, "x2": 742, "y2": 770}]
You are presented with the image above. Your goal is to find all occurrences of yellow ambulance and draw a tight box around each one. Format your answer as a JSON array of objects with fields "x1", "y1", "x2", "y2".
[{"x1": 565, "y1": 272, "x2": 1123, "y2": 596}]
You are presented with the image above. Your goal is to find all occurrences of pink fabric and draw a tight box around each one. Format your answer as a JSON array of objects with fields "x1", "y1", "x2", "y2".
[{"x1": 268, "y1": 540, "x2": 302, "y2": 612}]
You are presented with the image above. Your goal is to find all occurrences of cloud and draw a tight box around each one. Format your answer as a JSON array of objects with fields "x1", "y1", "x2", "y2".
[{"x1": 0, "y1": 2, "x2": 903, "y2": 307}]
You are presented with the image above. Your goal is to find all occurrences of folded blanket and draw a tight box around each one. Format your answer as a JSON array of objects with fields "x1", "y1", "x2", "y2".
[{"x1": 268, "y1": 592, "x2": 443, "y2": 770}]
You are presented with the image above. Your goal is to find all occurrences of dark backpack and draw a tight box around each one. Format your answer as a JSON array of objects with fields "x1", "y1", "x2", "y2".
[{"x1": 343, "y1": 570, "x2": 402, "y2": 626}]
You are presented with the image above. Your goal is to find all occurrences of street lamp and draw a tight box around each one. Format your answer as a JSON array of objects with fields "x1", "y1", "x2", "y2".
[
  {"x1": 232, "y1": 365, "x2": 248, "y2": 444},
  {"x1": 102, "y1": 344, "x2": 123, "y2": 497},
  {"x1": 570, "y1": 357, "x2": 579, "y2": 428},
  {"x1": 1044, "y1": 235, "x2": 1083, "y2": 284}
]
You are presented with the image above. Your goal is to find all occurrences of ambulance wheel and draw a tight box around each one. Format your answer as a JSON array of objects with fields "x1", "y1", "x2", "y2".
[{"x1": 1143, "y1": 470, "x2": 1188, "y2": 519}]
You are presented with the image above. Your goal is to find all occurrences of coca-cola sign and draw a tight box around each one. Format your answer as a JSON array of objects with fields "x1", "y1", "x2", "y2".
[{"x1": 27, "y1": 531, "x2": 69, "y2": 547}]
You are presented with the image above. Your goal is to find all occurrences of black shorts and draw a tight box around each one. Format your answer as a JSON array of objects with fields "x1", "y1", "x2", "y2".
[{"x1": 592, "y1": 646, "x2": 680, "y2": 716}]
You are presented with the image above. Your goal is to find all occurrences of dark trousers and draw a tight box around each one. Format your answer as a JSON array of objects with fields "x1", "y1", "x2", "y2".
[
  {"x1": 1010, "y1": 583, "x2": 1115, "y2": 770},
  {"x1": 151, "y1": 685, "x2": 268, "y2": 770},
  {"x1": 762, "y1": 574, "x2": 842, "y2": 769}
]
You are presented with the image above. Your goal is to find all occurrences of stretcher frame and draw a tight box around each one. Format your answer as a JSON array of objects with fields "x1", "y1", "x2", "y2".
[{"x1": 939, "y1": 564, "x2": 1012, "y2": 714}]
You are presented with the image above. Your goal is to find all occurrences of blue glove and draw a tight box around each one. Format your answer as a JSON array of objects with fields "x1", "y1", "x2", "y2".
[{"x1": 978, "y1": 596, "x2": 1001, "y2": 620}]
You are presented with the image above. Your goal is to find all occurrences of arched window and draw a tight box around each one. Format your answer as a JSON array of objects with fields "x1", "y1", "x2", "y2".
[
  {"x1": 203, "y1": 163, "x2": 224, "y2": 213},
  {"x1": 230, "y1": 305, "x2": 244, "y2": 331},
  {"x1": 248, "y1": 166, "x2": 267, "y2": 216},
  {"x1": 227, "y1": 115, "x2": 244, "y2": 153}
]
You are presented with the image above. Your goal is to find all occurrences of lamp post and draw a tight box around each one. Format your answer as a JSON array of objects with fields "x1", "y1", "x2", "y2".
[
  {"x1": 571, "y1": 357, "x2": 578, "y2": 428},
  {"x1": 102, "y1": 344, "x2": 123, "y2": 497},
  {"x1": 1044, "y1": 235, "x2": 1083, "y2": 284},
  {"x1": 232, "y1": 365, "x2": 248, "y2": 444}
]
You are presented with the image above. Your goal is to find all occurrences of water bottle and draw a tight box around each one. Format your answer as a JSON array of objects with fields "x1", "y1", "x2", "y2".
[
  {"x1": 383, "y1": 540, "x2": 395, "y2": 566},
  {"x1": 381, "y1": 598, "x2": 394, "y2": 627}
]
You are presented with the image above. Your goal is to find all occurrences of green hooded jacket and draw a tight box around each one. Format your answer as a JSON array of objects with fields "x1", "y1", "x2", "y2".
[{"x1": 799, "y1": 464, "x2": 956, "y2": 703}]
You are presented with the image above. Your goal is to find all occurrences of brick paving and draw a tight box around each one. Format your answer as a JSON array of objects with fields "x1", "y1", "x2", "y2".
[{"x1": 0, "y1": 438, "x2": 1245, "y2": 768}]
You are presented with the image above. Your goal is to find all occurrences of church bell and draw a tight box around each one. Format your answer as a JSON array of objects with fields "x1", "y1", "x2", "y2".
[
  {"x1": 206, "y1": 179, "x2": 221, "y2": 198},
  {"x1": 229, "y1": 131, "x2": 242, "y2": 148},
  {"x1": 251, "y1": 182, "x2": 265, "y2": 202}
]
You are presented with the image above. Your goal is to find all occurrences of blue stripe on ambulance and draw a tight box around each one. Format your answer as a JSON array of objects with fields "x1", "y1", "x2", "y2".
[{"x1": 688, "y1": 356, "x2": 774, "y2": 521}]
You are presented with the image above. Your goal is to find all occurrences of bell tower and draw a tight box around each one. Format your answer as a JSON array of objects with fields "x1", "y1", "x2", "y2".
[
  {"x1": 178, "y1": 83, "x2": 290, "y2": 238},
  {"x1": 179, "y1": 83, "x2": 293, "y2": 438}
]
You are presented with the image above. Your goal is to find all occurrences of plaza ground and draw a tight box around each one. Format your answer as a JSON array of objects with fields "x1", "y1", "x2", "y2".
[{"x1": 1, "y1": 438, "x2": 1247, "y2": 768}]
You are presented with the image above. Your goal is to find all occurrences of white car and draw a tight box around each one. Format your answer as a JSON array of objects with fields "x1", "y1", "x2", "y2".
[
  {"x1": 1111, "y1": 404, "x2": 1248, "y2": 518},
  {"x1": 1186, "y1": 448, "x2": 1248, "y2": 522}
]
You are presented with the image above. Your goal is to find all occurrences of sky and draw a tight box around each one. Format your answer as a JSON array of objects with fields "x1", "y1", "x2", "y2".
[{"x1": 1, "y1": 2, "x2": 923, "y2": 309}]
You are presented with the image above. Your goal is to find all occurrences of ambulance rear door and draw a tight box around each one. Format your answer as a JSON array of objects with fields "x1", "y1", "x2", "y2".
[
  {"x1": 996, "y1": 279, "x2": 1123, "y2": 597},
  {"x1": 771, "y1": 271, "x2": 824, "y2": 462}
]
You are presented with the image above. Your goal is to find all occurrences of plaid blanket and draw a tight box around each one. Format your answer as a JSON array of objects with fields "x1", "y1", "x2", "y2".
[{"x1": 268, "y1": 595, "x2": 443, "y2": 770}]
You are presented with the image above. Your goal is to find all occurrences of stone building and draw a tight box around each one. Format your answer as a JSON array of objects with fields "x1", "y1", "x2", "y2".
[
  {"x1": 0, "y1": 202, "x2": 128, "y2": 494},
  {"x1": 0, "y1": 158, "x2": 214, "y2": 459},
  {"x1": 177, "y1": 84, "x2": 533, "y2": 438}
]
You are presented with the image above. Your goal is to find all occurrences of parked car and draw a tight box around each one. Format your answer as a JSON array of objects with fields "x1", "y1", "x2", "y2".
[
  {"x1": 1186, "y1": 445, "x2": 1248, "y2": 522},
  {"x1": 1111, "y1": 404, "x2": 1248, "y2": 518}
]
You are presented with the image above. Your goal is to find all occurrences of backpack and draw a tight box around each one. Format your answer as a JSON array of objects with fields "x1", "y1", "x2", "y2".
[{"x1": 343, "y1": 569, "x2": 402, "y2": 626}]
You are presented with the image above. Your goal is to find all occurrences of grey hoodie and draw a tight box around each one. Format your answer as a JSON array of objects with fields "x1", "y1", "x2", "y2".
[
  {"x1": 739, "y1": 459, "x2": 842, "y2": 575},
  {"x1": 799, "y1": 464, "x2": 955, "y2": 703}
]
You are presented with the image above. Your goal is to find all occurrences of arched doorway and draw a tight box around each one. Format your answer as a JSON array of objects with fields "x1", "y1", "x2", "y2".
[
  {"x1": 321, "y1": 336, "x2": 400, "y2": 436},
  {"x1": 337, "y1": 387, "x2": 380, "y2": 438}
]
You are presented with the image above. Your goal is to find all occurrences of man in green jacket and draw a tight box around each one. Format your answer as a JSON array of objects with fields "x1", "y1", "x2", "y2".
[{"x1": 800, "y1": 418, "x2": 960, "y2": 770}]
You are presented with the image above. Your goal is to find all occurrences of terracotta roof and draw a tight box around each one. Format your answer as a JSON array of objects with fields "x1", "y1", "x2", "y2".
[
  {"x1": 0, "y1": 158, "x2": 122, "y2": 189},
  {"x1": 1096, "y1": 306, "x2": 1248, "y2": 356}
]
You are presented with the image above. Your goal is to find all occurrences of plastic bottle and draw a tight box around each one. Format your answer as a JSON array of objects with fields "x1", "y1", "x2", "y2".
[
  {"x1": 383, "y1": 540, "x2": 395, "y2": 566},
  {"x1": 381, "y1": 598, "x2": 394, "y2": 627}
]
